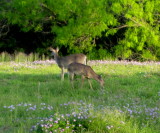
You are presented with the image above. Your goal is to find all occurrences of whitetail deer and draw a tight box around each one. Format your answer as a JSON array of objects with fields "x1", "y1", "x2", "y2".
[
  {"x1": 49, "y1": 47, "x2": 87, "y2": 80},
  {"x1": 67, "y1": 62, "x2": 104, "y2": 89}
]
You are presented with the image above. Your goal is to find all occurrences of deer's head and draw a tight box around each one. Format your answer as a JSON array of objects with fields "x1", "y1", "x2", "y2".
[{"x1": 48, "y1": 47, "x2": 59, "y2": 57}]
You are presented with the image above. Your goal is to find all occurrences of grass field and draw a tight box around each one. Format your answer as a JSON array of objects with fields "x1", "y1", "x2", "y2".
[{"x1": 0, "y1": 60, "x2": 160, "y2": 133}]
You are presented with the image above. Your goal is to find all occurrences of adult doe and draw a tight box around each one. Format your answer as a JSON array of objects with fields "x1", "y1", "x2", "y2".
[
  {"x1": 67, "y1": 62, "x2": 104, "y2": 89},
  {"x1": 49, "y1": 47, "x2": 87, "y2": 80}
]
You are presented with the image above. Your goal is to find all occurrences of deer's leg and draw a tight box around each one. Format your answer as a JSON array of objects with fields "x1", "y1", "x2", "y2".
[
  {"x1": 70, "y1": 73, "x2": 74, "y2": 88},
  {"x1": 67, "y1": 71, "x2": 70, "y2": 79},
  {"x1": 61, "y1": 67, "x2": 64, "y2": 81},
  {"x1": 88, "y1": 79, "x2": 93, "y2": 90}
]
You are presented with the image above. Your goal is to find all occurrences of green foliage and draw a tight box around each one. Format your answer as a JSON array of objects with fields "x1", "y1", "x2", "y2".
[
  {"x1": 110, "y1": 0, "x2": 160, "y2": 60},
  {"x1": 88, "y1": 48, "x2": 113, "y2": 60},
  {"x1": 5, "y1": 0, "x2": 43, "y2": 31},
  {"x1": 0, "y1": 0, "x2": 160, "y2": 60}
]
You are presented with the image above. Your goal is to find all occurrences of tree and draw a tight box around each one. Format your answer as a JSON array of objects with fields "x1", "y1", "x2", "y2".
[
  {"x1": 109, "y1": 0, "x2": 160, "y2": 60},
  {"x1": 0, "y1": 0, "x2": 160, "y2": 60},
  {"x1": 0, "y1": 0, "x2": 10, "y2": 39}
]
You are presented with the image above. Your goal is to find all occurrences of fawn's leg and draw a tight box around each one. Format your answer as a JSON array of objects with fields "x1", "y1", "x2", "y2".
[
  {"x1": 81, "y1": 75, "x2": 85, "y2": 88},
  {"x1": 61, "y1": 67, "x2": 64, "y2": 81},
  {"x1": 100, "y1": 83, "x2": 104, "y2": 90},
  {"x1": 88, "y1": 79, "x2": 93, "y2": 90}
]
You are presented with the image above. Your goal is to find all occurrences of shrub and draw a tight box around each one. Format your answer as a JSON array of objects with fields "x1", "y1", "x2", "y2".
[{"x1": 31, "y1": 108, "x2": 153, "y2": 133}]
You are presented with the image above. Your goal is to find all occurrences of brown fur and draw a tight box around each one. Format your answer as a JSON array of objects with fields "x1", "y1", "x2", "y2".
[
  {"x1": 68, "y1": 62, "x2": 104, "y2": 89},
  {"x1": 49, "y1": 47, "x2": 87, "y2": 80}
]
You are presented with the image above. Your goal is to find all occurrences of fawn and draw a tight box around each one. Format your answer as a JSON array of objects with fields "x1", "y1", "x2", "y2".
[{"x1": 67, "y1": 62, "x2": 104, "y2": 89}]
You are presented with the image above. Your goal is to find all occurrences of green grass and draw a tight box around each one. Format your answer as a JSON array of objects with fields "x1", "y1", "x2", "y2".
[{"x1": 0, "y1": 61, "x2": 160, "y2": 133}]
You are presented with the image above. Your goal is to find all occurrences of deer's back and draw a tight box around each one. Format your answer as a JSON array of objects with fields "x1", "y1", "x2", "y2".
[
  {"x1": 68, "y1": 63, "x2": 96, "y2": 78},
  {"x1": 60, "y1": 54, "x2": 86, "y2": 68}
]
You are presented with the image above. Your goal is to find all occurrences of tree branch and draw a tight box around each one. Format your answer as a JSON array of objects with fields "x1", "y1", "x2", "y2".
[
  {"x1": 40, "y1": 3, "x2": 56, "y2": 18},
  {"x1": 112, "y1": 25, "x2": 129, "y2": 30},
  {"x1": 111, "y1": 24, "x2": 142, "y2": 30},
  {"x1": 128, "y1": 17, "x2": 142, "y2": 26},
  {"x1": 0, "y1": 20, "x2": 10, "y2": 38}
]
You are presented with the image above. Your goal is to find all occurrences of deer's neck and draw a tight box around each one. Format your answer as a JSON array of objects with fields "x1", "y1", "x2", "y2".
[{"x1": 54, "y1": 54, "x2": 61, "y2": 64}]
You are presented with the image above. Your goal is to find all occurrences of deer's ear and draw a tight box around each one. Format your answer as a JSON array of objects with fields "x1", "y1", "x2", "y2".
[
  {"x1": 56, "y1": 47, "x2": 59, "y2": 52},
  {"x1": 48, "y1": 47, "x2": 54, "y2": 51}
]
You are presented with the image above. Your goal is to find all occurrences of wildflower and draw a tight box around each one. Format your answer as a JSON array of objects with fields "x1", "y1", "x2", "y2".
[
  {"x1": 127, "y1": 109, "x2": 133, "y2": 114},
  {"x1": 66, "y1": 114, "x2": 70, "y2": 117},
  {"x1": 106, "y1": 126, "x2": 111, "y2": 130},
  {"x1": 45, "y1": 124, "x2": 48, "y2": 128},
  {"x1": 8, "y1": 105, "x2": 15, "y2": 109},
  {"x1": 120, "y1": 121, "x2": 125, "y2": 124},
  {"x1": 66, "y1": 120, "x2": 70, "y2": 125},
  {"x1": 41, "y1": 103, "x2": 46, "y2": 105},
  {"x1": 49, "y1": 118, "x2": 53, "y2": 122},
  {"x1": 32, "y1": 125, "x2": 36, "y2": 130},
  {"x1": 61, "y1": 114, "x2": 64, "y2": 118},
  {"x1": 72, "y1": 125, "x2": 75, "y2": 127},
  {"x1": 16, "y1": 103, "x2": 22, "y2": 106},
  {"x1": 24, "y1": 103, "x2": 28, "y2": 106},
  {"x1": 106, "y1": 125, "x2": 113, "y2": 130},
  {"x1": 79, "y1": 124, "x2": 82, "y2": 127},
  {"x1": 48, "y1": 106, "x2": 53, "y2": 110}
]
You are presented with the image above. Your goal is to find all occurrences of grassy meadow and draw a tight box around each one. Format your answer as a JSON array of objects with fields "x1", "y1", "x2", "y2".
[{"x1": 0, "y1": 60, "x2": 160, "y2": 133}]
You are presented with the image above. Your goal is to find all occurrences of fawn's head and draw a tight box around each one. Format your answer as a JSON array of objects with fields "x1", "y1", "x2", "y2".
[{"x1": 98, "y1": 75, "x2": 104, "y2": 87}]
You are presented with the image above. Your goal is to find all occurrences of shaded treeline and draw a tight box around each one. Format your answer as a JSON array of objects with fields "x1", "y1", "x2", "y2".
[{"x1": 0, "y1": 0, "x2": 160, "y2": 60}]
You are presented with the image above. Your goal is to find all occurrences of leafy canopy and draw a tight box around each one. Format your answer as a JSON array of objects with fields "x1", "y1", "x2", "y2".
[{"x1": 1, "y1": 0, "x2": 160, "y2": 60}]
